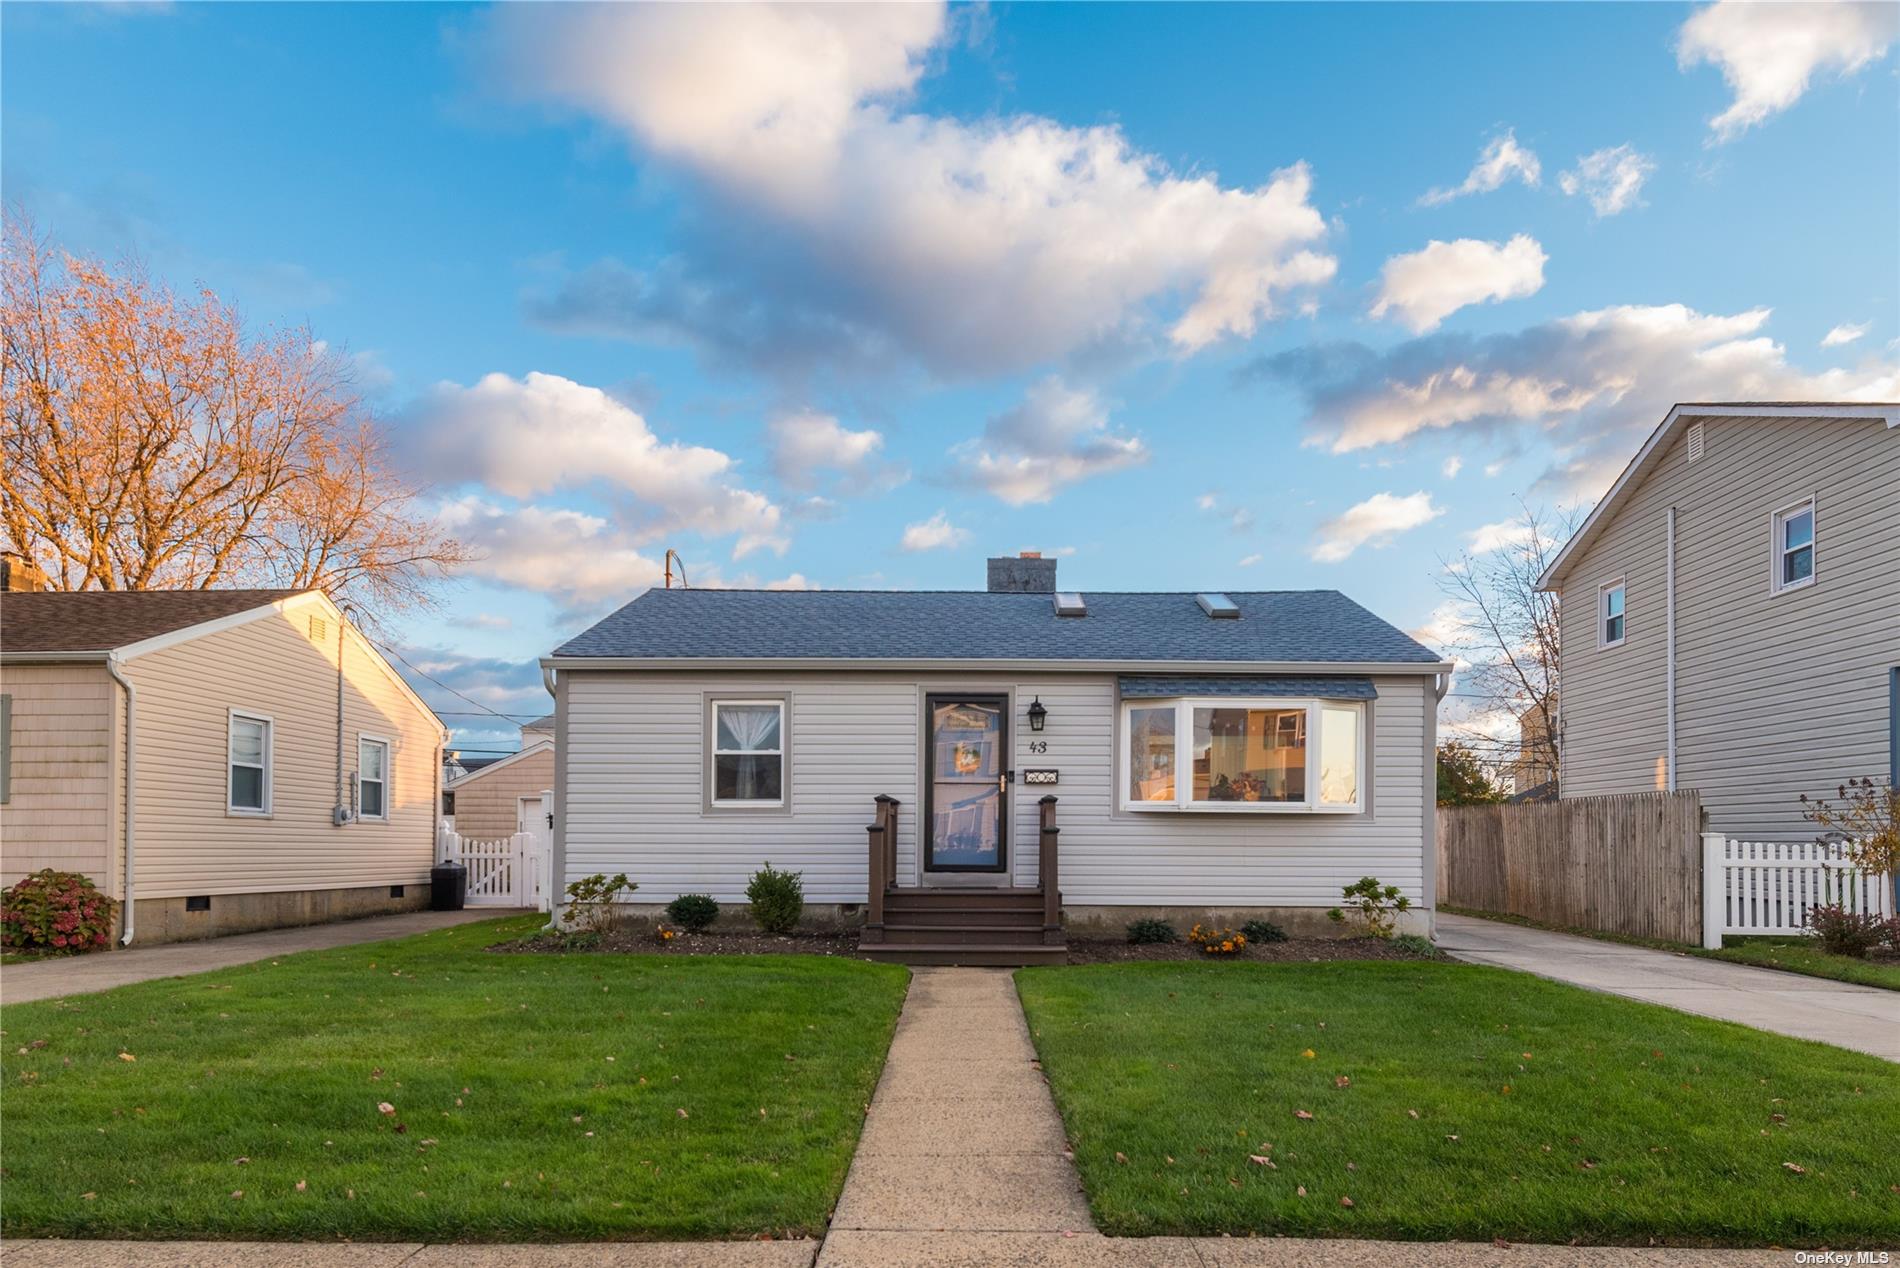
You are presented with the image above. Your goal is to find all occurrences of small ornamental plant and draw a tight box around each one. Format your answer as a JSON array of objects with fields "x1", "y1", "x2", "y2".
[
  {"x1": 1187, "y1": 923, "x2": 1247, "y2": 956},
  {"x1": 665, "y1": 893, "x2": 720, "y2": 933},
  {"x1": 746, "y1": 863, "x2": 804, "y2": 934},
  {"x1": 1803, "y1": 903, "x2": 1893, "y2": 959},
  {"x1": 1126, "y1": 917, "x2": 1179, "y2": 945},
  {"x1": 1328, "y1": 876, "x2": 1411, "y2": 940},
  {"x1": 1240, "y1": 918, "x2": 1288, "y2": 944},
  {"x1": 2, "y1": 869, "x2": 118, "y2": 955},
  {"x1": 564, "y1": 872, "x2": 636, "y2": 937}
]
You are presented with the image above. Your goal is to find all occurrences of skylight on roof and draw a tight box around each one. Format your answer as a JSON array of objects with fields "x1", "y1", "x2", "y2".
[
  {"x1": 1053, "y1": 592, "x2": 1087, "y2": 617},
  {"x1": 1196, "y1": 593, "x2": 1240, "y2": 619}
]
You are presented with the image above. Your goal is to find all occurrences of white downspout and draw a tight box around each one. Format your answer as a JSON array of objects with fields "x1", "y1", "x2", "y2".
[
  {"x1": 1665, "y1": 506, "x2": 1677, "y2": 791},
  {"x1": 105, "y1": 654, "x2": 137, "y2": 947}
]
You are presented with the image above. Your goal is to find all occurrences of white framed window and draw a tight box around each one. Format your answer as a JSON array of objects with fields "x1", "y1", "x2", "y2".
[
  {"x1": 710, "y1": 700, "x2": 785, "y2": 806},
  {"x1": 1120, "y1": 697, "x2": 1365, "y2": 814},
  {"x1": 1771, "y1": 497, "x2": 1815, "y2": 594},
  {"x1": 228, "y1": 710, "x2": 273, "y2": 815},
  {"x1": 1598, "y1": 580, "x2": 1626, "y2": 648},
  {"x1": 357, "y1": 735, "x2": 390, "y2": 821}
]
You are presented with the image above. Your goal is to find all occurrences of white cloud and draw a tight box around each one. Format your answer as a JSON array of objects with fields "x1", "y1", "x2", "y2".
[
  {"x1": 766, "y1": 410, "x2": 896, "y2": 490},
  {"x1": 1256, "y1": 302, "x2": 1899, "y2": 495},
  {"x1": 1678, "y1": 0, "x2": 1898, "y2": 142},
  {"x1": 439, "y1": 496, "x2": 668, "y2": 614},
  {"x1": 1418, "y1": 130, "x2": 1541, "y2": 206},
  {"x1": 1196, "y1": 493, "x2": 1218, "y2": 511},
  {"x1": 1370, "y1": 235, "x2": 1547, "y2": 333},
  {"x1": 1822, "y1": 321, "x2": 1870, "y2": 347},
  {"x1": 954, "y1": 377, "x2": 1146, "y2": 505},
  {"x1": 1466, "y1": 519, "x2": 1536, "y2": 554},
  {"x1": 452, "y1": 612, "x2": 515, "y2": 631},
  {"x1": 410, "y1": 371, "x2": 785, "y2": 558},
  {"x1": 900, "y1": 510, "x2": 969, "y2": 552},
  {"x1": 1238, "y1": 553, "x2": 1263, "y2": 567},
  {"x1": 1310, "y1": 491, "x2": 1444, "y2": 563},
  {"x1": 1558, "y1": 145, "x2": 1658, "y2": 217},
  {"x1": 1441, "y1": 456, "x2": 1464, "y2": 478},
  {"x1": 1407, "y1": 600, "x2": 1471, "y2": 653},
  {"x1": 488, "y1": 3, "x2": 1336, "y2": 378}
]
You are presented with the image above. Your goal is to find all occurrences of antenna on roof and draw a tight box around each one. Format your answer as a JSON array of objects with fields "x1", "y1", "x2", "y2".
[{"x1": 663, "y1": 549, "x2": 689, "y2": 589}]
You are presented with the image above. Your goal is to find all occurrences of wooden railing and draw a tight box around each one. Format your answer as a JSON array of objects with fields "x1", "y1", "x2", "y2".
[
  {"x1": 863, "y1": 794, "x2": 899, "y2": 943},
  {"x1": 1038, "y1": 794, "x2": 1062, "y2": 944}
]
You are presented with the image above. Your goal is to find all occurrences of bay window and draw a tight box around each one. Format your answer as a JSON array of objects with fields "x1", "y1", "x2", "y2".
[{"x1": 1121, "y1": 696, "x2": 1365, "y2": 813}]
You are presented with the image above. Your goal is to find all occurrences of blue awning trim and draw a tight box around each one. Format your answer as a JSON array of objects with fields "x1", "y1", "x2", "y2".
[{"x1": 1117, "y1": 675, "x2": 1379, "y2": 700}]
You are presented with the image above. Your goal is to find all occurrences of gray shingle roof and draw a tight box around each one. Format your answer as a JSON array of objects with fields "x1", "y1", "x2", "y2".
[
  {"x1": 1, "y1": 589, "x2": 307, "y2": 654},
  {"x1": 555, "y1": 589, "x2": 1442, "y2": 666}
]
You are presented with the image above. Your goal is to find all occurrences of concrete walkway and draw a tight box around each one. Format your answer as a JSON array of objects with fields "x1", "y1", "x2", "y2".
[
  {"x1": 1437, "y1": 912, "x2": 1900, "y2": 1061},
  {"x1": 1, "y1": 908, "x2": 527, "y2": 1005}
]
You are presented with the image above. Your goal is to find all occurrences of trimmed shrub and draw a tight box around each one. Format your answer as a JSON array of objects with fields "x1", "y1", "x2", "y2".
[
  {"x1": 1240, "y1": 919, "x2": 1288, "y2": 944},
  {"x1": 746, "y1": 863, "x2": 804, "y2": 934},
  {"x1": 665, "y1": 893, "x2": 720, "y2": 933},
  {"x1": 2, "y1": 869, "x2": 118, "y2": 955},
  {"x1": 1805, "y1": 903, "x2": 1890, "y2": 958},
  {"x1": 564, "y1": 872, "x2": 635, "y2": 936},
  {"x1": 1126, "y1": 917, "x2": 1178, "y2": 944},
  {"x1": 1391, "y1": 934, "x2": 1439, "y2": 959}
]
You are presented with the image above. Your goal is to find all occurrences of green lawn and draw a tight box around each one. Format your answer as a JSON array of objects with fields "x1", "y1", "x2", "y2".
[
  {"x1": 1440, "y1": 904, "x2": 1900, "y2": 992},
  {"x1": 0, "y1": 917, "x2": 908, "y2": 1241},
  {"x1": 1017, "y1": 961, "x2": 1900, "y2": 1247}
]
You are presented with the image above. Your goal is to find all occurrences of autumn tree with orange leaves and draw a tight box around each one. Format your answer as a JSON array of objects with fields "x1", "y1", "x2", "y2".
[{"x1": 1, "y1": 214, "x2": 468, "y2": 612}]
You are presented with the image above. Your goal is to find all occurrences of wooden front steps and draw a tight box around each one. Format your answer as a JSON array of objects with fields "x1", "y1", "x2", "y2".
[{"x1": 859, "y1": 887, "x2": 1067, "y2": 966}]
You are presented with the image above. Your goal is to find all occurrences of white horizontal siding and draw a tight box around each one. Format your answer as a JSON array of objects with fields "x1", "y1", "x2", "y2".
[{"x1": 560, "y1": 670, "x2": 1433, "y2": 908}]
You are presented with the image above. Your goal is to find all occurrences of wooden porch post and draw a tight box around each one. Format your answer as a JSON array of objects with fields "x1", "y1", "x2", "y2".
[
  {"x1": 1038, "y1": 795, "x2": 1061, "y2": 945},
  {"x1": 864, "y1": 794, "x2": 897, "y2": 943}
]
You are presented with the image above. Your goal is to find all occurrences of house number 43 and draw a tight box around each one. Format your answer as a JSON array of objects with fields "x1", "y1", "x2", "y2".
[{"x1": 1026, "y1": 740, "x2": 1048, "y2": 754}]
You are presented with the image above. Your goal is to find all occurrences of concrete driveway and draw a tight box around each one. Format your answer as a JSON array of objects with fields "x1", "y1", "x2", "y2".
[
  {"x1": 1437, "y1": 912, "x2": 1900, "y2": 1062},
  {"x1": 1, "y1": 908, "x2": 529, "y2": 1005}
]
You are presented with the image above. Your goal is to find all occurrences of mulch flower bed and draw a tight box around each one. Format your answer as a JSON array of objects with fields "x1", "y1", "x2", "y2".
[{"x1": 496, "y1": 924, "x2": 1435, "y2": 965}]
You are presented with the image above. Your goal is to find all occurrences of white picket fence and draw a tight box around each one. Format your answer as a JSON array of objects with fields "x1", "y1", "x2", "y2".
[
  {"x1": 1701, "y1": 833, "x2": 1894, "y2": 948},
  {"x1": 437, "y1": 820, "x2": 551, "y2": 911}
]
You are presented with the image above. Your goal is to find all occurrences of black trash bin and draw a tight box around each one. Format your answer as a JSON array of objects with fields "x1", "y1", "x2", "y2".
[{"x1": 431, "y1": 860, "x2": 468, "y2": 911}]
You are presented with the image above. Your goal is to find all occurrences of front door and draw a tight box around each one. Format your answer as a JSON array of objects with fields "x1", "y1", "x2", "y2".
[{"x1": 924, "y1": 694, "x2": 1008, "y2": 875}]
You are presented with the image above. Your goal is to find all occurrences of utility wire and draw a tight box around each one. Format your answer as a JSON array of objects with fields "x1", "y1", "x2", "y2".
[{"x1": 364, "y1": 636, "x2": 543, "y2": 728}]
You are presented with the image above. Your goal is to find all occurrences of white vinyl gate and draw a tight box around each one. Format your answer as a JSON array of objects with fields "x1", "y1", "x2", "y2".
[
  {"x1": 437, "y1": 790, "x2": 552, "y2": 911},
  {"x1": 1701, "y1": 833, "x2": 1894, "y2": 948}
]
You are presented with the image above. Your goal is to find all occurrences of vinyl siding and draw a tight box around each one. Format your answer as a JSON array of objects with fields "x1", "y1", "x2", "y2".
[
  {"x1": 0, "y1": 662, "x2": 117, "y2": 890},
  {"x1": 123, "y1": 599, "x2": 443, "y2": 897},
  {"x1": 560, "y1": 669, "x2": 1433, "y2": 907},
  {"x1": 448, "y1": 746, "x2": 554, "y2": 840},
  {"x1": 1559, "y1": 414, "x2": 1900, "y2": 837}
]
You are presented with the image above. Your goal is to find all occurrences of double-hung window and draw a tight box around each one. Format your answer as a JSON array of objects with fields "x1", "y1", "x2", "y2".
[
  {"x1": 1772, "y1": 498, "x2": 1815, "y2": 593},
  {"x1": 1121, "y1": 697, "x2": 1366, "y2": 813},
  {"x1": 1598, "y1": 580, "x2": 1626, "y2": 648},
  {"x1": 711, "y1": 700, "x2": 784, "y2": 806},
  {"x1": 228, "y1": 711, "x2": 272, "y2": 814},
  {"x1": 357, "y1": 736, "x2": 390, "y2": 820}
]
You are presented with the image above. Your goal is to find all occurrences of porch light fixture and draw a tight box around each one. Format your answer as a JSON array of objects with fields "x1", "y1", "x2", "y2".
[{"x1": 1027, "y1": 697, "x2": 1048, "y2": 732}]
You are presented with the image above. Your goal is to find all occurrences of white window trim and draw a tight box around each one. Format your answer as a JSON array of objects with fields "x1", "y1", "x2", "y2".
[
  {"x1": 709, "y1": 699, "x2": 786, "y2": 808},
  {"x1": 227, "y1": 709, "x2": 274, "y2": 817},
  {"x1": 1598, "y1": 579, "x2": 1627, "y2": 649},
  {"x1": 1118, "y1": 696, "x2": 1366, "y2": 815},
  {"x1": 1769, "y1": 496, "x2": 1816, "y2": 595},
  {"x1": 357, "y1": 733, "x2": 392, "y2": 822}
]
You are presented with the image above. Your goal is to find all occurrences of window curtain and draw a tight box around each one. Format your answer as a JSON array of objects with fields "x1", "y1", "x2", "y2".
[{"x1": 719, "y1": 705, "x2": 780, "y2": 751}]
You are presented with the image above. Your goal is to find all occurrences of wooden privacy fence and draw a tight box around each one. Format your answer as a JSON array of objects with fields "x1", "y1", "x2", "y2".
[{"x1": 1437, "y1": 790, "x2": 1704, "y2": 943}]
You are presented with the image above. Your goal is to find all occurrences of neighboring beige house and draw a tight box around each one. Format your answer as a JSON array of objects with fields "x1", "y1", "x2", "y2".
[
  {"x1": 1538, "y1": 402, "x2": 1900, "y2": 838},
  {"x1": 443, "y1": 713, "x2": 555, "y2": 840},
  {"x1": 1, "y1": 586, "x2": 447, "y2": 943},
  {"x1": 1506, "y1": 700, "x2": 1557, "y2": 799}
]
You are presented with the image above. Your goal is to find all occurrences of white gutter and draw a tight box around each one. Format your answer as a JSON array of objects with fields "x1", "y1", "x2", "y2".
[
  {"x1": 104, "y1": 654, "x2": 137, "y2": 947},
  {"x1": 1665, "y1": 506, "x2": 1678, "y2": 791},
  {"x1": 539, "y1": 655, "x2": 1457, "y2": 675}
]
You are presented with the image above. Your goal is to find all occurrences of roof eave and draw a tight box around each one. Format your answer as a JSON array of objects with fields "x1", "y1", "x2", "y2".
[
  {"x1": 0, "y1": 650, "x2": 114, "y2": 663},
  {"x1": 1536, "y1": 402, "x2": 1900, "y2": 592},
  {"x1": 541, "y1": 655, "x2": 1455, "y2": 675}
]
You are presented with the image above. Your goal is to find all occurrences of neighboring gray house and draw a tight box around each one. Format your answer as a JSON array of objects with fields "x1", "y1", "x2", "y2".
[
  {"x1": 1538, "y1": 402, "x2": 1900, "y2": 839},
  {"x1": 540, "y1": 555, "x2": 1452, "y2": 962}
]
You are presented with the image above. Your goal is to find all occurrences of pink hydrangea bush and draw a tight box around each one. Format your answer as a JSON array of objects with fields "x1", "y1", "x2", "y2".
[{"x1": 2, "y1": 869, "x2": 118, "y2": 955}]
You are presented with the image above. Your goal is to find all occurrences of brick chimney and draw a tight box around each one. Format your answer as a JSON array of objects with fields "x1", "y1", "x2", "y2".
[
  {"x1": 2, "y1": 551, "x2": 47, "y2": 592},
  {"x1": 987, "y1": 551, "x2": 1057, "y2": 593}
]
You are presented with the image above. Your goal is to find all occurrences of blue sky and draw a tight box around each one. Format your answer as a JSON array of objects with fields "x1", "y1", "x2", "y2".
[{"x1": 5, "y1": 1, "x2": 1896, "y2": 754}]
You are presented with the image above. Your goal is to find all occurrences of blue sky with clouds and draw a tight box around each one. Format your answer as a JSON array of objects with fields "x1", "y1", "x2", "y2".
[{"x1": 5, "y1": 2, "x2": 1895, "y2": 753}]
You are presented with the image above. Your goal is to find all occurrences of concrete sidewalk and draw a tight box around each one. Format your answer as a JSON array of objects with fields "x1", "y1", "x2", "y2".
[
  {"x1": 1437, "y1": 912, "x2": 1900, "y2": 1061},
  {"x1": 1, "y1": 908, "x2": 528, "y2": 1005}
]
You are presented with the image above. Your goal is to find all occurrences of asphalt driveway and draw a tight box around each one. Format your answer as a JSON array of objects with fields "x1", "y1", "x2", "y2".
[{"x1": 1436, "y1": 912, "x2": 1900, "y2": 1061}]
